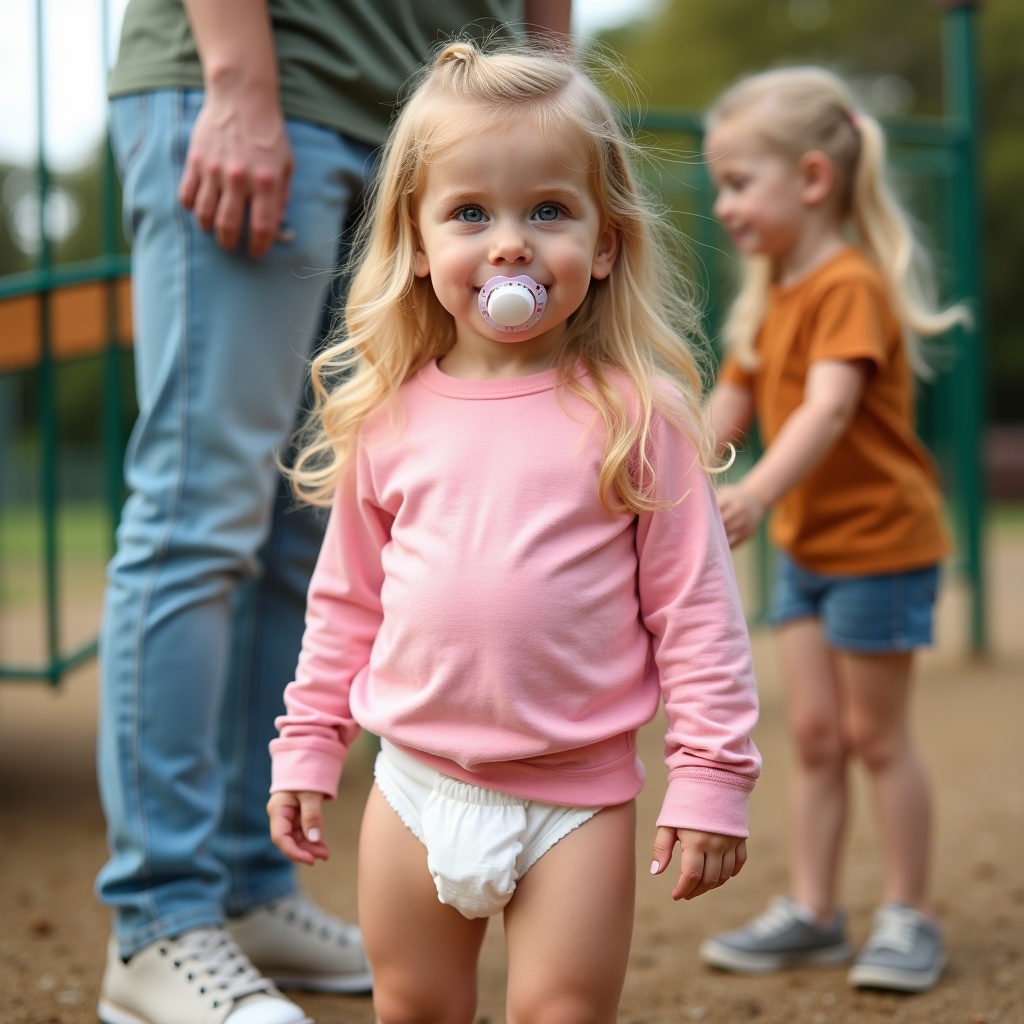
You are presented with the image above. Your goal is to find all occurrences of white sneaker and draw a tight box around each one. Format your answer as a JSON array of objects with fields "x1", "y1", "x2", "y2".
[
  {"x1": 98, "y1": 927, "x2": 312, "y2": 1024},
  {"x1": 228, "y1": 891, "x2": 373, "y2": 994}
]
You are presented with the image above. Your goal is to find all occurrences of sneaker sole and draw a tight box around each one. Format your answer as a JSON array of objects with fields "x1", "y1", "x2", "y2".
[
  {"x1": 698, "y1": 937, "x2": 854, "y2": 973},
  {"x1": 97, "y1": 1000, "x2": 149, "y2": 1024},
  {"x1": 848, "y1": 953, "x2": 946, "y2": 993},
  {"x1": 266, "y1": 968, "x2": 374, "y2": 994},
  {"x1": 99, "y1": 996, "x2": 314, "y2": 1024}
]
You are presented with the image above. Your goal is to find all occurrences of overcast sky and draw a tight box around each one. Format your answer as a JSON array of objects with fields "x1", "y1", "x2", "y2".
[{"x1": 0, "y1": 0, "x2": 657, "y2": 171}]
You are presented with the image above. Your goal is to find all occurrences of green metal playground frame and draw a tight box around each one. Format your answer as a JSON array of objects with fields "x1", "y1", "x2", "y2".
[{"x1": 0, "y1": 1, "x2": 987, "y2": 684}]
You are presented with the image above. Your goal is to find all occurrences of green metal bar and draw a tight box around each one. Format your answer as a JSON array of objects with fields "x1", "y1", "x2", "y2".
[
  {"x1": 634, "y1": 110, "x2": 705, "y2": 135},
  {"x1": 635, "y1": 110, "x2": 966, "y2": 149},
  {"x1": 0, "y1": 1, "x2": 127, "y2": 684},
  {"x1": 0, "y1": 640, "x2": 99, "y2": 682},
  {"x1": 0, "y1": 254, "x2": 130, "y2": 301},
  {"x1": 942, "y1": 3, "x2": 987, "y2": 654},
  {"x1": 875, "y1": 118, "x2": 968, "y2": 148},
  {"x1": 35, "y1": 0, "x2": 62, "y2": 686}
]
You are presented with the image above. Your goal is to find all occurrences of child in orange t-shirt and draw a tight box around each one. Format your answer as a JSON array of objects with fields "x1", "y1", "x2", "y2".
[{"x1": 699, "y1": 67, "x2": 970, "y2": 994}]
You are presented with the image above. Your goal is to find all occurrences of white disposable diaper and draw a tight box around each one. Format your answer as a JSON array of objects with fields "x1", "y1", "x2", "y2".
[{"x1": 374, "y1": 739, "x2": 600, "y2": 919}]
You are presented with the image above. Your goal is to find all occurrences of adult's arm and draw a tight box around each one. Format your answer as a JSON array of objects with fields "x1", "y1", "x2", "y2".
[{"x1": 179, "y1": 0, "x2": 293, "y2": 257}]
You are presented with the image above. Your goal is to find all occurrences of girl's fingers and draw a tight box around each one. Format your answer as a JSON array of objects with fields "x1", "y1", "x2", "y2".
[
  {"x1": 719, "y1": 846, "x2": 736, "y2": 884},
  {"x1": 701, "y1": 850, "x2": 725, "y2": 891},
  {"x1": 650, "y1": 825, "x2": 678, "y2": 875},
  {"x1": 733, "y1": 838, "x2": 748, "y2": 876},
  {"x1": 269, "y1": 809, "x2": 315, "y2": 864},
  {"x1": 280, "y1": 833, "x2": 317, "y2": 865},
  {"x1": 672, "y1": 848, "x2": 705, "y2": 901},
  {"x1": 297, "y1": 792, "x2": 327, "y2": 848}
]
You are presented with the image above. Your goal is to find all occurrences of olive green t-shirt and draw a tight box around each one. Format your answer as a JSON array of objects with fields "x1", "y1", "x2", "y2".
[{"x1": 108, "y1": 0, "x2": 524, "y2": 145}]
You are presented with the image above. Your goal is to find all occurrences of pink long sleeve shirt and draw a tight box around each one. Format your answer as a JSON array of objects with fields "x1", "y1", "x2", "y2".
[{"x1": 271, "y1": 360, "x2": 761, "y2": 835}]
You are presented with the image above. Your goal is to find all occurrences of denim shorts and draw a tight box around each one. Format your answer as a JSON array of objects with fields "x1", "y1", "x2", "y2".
[{"x1": 769, "y1": 551, "x2": 940, "y2": 653}]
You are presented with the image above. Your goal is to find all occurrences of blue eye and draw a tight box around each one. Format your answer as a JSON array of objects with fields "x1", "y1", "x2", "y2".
[
  {"x1": 534, "y1": 204, "x2": 562, "y2": 222},
  {"x1": 456, "y1": 205, "x2": 487, "y2": 223}
]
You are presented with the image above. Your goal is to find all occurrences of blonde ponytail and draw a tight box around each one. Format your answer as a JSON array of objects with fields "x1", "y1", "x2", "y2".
[
  {"x1": 720, "y1": 256, "x2": 771, "y2": 372},
  {"x1": 851, "y1": 113, "x2": 971, "y2": 376}
]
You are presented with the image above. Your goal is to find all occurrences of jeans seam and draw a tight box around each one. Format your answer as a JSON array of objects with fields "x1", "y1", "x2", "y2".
[
  {"x1": 113, "y1": 94, "x2": 149, "y2": 241},
  {"x1": 129, "y1": 90, "x2": 198, "y2": 934},
  {"x1": 223, "y1": 580, "x2": 257, "y2": 911},
  {"x1": 118, "y1": 93, "x2": 171, "y2": 933}
]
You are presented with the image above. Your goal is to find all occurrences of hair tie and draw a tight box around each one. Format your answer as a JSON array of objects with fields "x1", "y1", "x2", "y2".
[{"x1": 847, "y1": 110, "x2": 861, "y2": 131}]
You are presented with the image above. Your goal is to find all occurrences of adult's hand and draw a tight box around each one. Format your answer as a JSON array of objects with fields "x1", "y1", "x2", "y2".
[
  {"x1": 178, "y1": 83, "x2": 293, "y2": 258},
  {"x1": 179, "y1": 0, "x2": 291, "y2": 257}
]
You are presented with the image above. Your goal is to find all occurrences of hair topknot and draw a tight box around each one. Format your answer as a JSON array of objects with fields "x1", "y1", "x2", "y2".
[
  {"x1": 437, "y1": 42, "x2": 477, "y2": 68},
  {"x1": 420, "y1": 37, "x2": 577, "y2": 109}
]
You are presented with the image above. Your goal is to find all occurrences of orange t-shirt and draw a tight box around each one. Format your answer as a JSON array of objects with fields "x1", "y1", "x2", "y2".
[{"x1": 718, "y1": 247, "x2": 950, "y2": 575}]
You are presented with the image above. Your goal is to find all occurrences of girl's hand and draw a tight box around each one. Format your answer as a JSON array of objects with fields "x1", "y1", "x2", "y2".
[
  {"x1": 650, "y1": 827, "x2": 747, "y2": 901},
  {"x1": 716, "y1": 483, "x2": 766, "y2": 548},
  {"x1": 267, "y1": 790, "x2": 330, "y2": 866}
]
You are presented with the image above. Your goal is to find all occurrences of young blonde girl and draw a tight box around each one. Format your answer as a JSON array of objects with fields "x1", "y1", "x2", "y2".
[
  {"x1": 699, "y1": 66, "x2": 970, "y2": 994},
  {"x1": 267, "y1": 40, "x2": 761, "y2": 1023}
]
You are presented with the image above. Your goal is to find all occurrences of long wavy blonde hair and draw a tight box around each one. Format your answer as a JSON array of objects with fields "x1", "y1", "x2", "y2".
[
  {"x1": 707, "y1": 66, "x2": 971, "y2": 375},
  {"x1": 290, "y1": 39, "x2": 712, "y2": 513}
]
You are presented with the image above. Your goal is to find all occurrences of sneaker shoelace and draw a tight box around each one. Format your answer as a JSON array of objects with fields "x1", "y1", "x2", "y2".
[
  {"x1": 864, "y1": 907, "x2": 920, "y2": 955},
  {"x1": 748, "y1": 898, "x2": 805, "y2": 938},
  {"x1": 162, "y1": 928, "x2": 272, "y2": 1006},
  {"x1": 268, "y1": 891, "x2": 360, "y2": 946}
]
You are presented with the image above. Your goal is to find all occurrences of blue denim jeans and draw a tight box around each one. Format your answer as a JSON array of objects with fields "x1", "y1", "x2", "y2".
[{"x1": 96, "y1": 90, "x2": 375, "y2": 957}]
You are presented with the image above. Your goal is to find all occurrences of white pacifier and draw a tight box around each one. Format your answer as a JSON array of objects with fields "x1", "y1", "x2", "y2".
[{"x1": 478, "y1": 275, "x2": 547, "y2": 336}]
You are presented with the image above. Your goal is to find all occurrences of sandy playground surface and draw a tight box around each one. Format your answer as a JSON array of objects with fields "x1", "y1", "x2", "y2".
[{"x1": 1, "y1": 524, "x2": 1022, "y2": 1024}]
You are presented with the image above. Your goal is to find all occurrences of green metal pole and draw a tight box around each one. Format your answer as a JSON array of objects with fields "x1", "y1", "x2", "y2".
[
  {"x1": 36, "y1": 0, "x2": 61, "y2": 684},
  {"x1": 939, "y1": 1, "x2": 987, "y2": 654}
]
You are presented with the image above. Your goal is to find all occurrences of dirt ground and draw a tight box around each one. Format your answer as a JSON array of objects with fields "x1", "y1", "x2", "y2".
[{"x1": 1, "y1": 525, "x2": 1022, "y2": 1024}]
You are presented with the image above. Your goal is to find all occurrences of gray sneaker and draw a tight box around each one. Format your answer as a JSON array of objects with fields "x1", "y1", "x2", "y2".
[
  {"x1": 699, "y1": 896, "x2": 853, "y2": 973},
  {"x1": 848, "y1": 903, "x2": 946, "y2": 993}
]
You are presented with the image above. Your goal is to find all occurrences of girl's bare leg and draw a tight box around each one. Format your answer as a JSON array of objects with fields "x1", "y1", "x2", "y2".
[
  {"x1": 504, "y1": 801, "x2": 636, "y2": 1024},
  {"x1": 836, "y1": 650, "x2": 933, "y2": 911},
  {"x1": 779, "y1": 618, "x2": 849, "y2": 920},
  {"x1": 358, "y1": 784, "x2": 488, "y2": 1024}
]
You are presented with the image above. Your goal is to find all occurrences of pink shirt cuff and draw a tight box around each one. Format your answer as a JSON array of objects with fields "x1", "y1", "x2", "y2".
[
  {"x1": 270, "y1": 737, "x2": 346, "y2": 798},
  {"x1": 656, "y1": 767, "x2": 753, "y2": 837}
]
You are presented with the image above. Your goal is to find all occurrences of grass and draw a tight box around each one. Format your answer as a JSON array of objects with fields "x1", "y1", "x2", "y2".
[
  {"x1": 990, "y1": 503, "x2": 1024, "y2": 528},
  {"x1": 0, "y1": 504, "x2": 113, "y2": 561}
]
